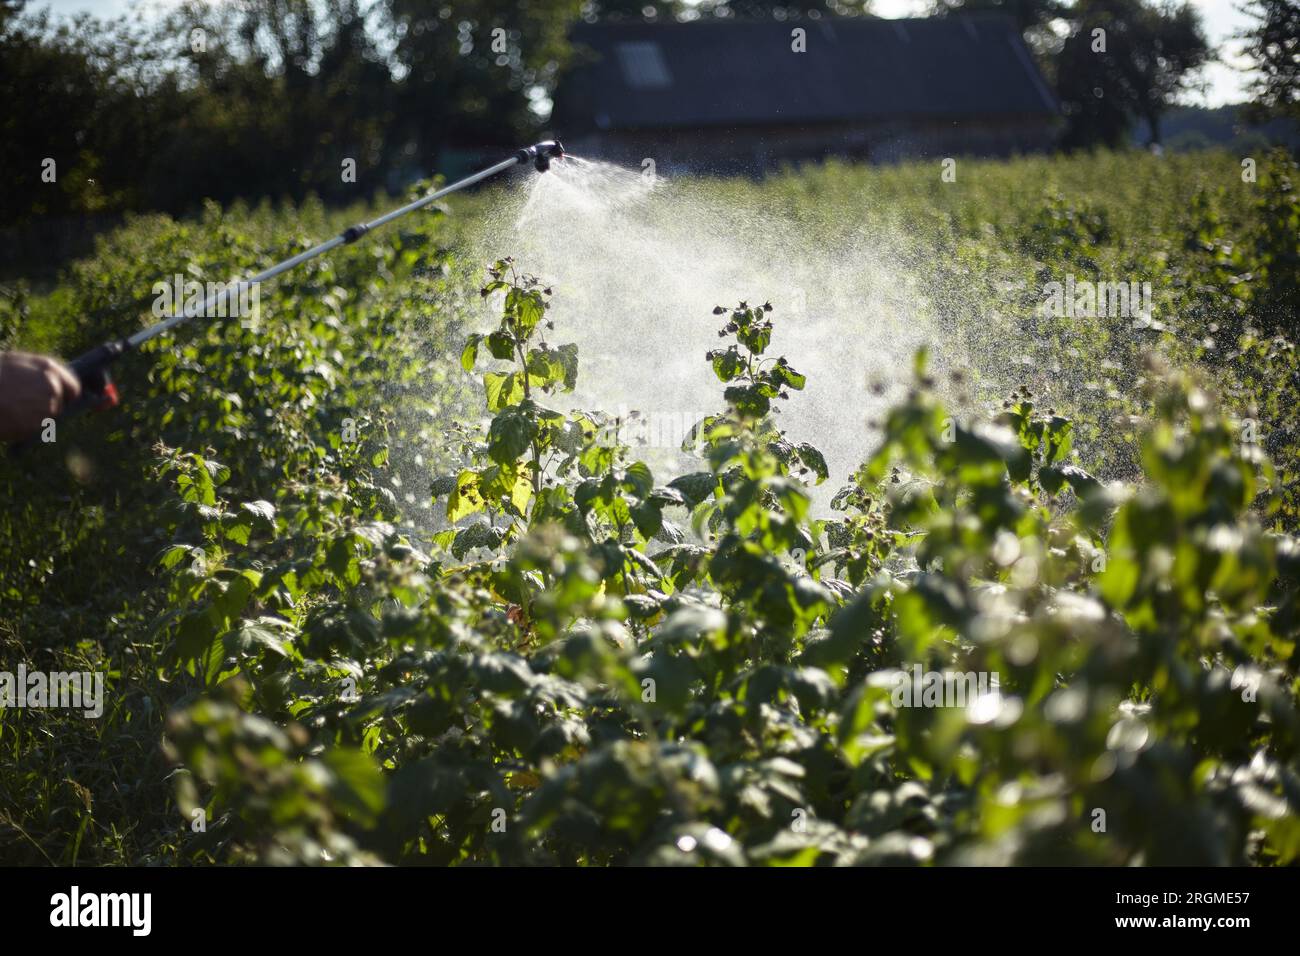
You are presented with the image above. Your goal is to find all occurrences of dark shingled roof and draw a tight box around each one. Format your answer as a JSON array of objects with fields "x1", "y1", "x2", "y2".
[{"x1": 554, "y1": 16, "x2": 1059, "y2": 133}]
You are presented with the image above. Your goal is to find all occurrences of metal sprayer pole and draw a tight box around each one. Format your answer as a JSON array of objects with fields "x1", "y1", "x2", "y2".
[
  {"x1": 126, "y1": 155, "x2": 522, "y2": 350},
  {"x1": 36, "y1": 141, "x2": 563, "y2": 434}
]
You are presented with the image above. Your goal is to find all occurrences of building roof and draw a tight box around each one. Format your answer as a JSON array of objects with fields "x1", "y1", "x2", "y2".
[{"x1": 554, "y1": 16, "x2": 1059, "y2": 133}]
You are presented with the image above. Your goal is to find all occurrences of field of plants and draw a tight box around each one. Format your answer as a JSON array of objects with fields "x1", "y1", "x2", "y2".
[{"x1": 1, "y1": 148, "x2": 1298, "y2": 866}]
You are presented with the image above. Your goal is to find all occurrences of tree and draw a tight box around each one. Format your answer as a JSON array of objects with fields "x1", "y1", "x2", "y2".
[
  {"x1": 582, "y1": 0, "x2": 676, "y2": 20},
  {"x1": 930, "y1": 0, "x2": 1067, "y2": 57},
  {"x1": 1238, "y1": 0, "x2": 1300, "y2": 124},
  {"x1": 1057, "y1": 8, "x2": 1132, "y2": 149},
  {"x1": 157, "y1": 0, "x2": 399, "y2": 209},
  {"x1": 383, "y1": 0, "x2": 584, "y2": 156},
  {"x1": 0, "y1": 0, "x2": 594, "y2": 226},
  {"x1": 0, "y1": 6, "x2": 185, "y2": 225},
  {"x1": 1122, "y1": 0, "x2": 1209, "y2": 144},
  {"x1": 933, "y1": 0, "x2": 1063, "y2": 30},
  {"x1": 1057, "y1": 0, "x2": 1210, "y2": 149}
]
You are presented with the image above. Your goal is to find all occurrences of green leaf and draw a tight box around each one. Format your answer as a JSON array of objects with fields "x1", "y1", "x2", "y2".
[
  {"x1": 669, "y1": 472, "x2": 719, "y2": 507},
  {"x1": 1045, "y1": 416, "x2": 1074, "y2": 464},
  {"x1": 711, "y1": 347, "x2": 744, "y2": 383},
  {"x1": 241, "y1": 500, "x2": 276, "y2": 524},
  {"x1": 451, "y1": 521, "x2": 505, "y2": 559},
  {"x1": 579, "y1": 441, "x2": 616, "y2": 476},
  {"x1": 622, "y1": 461, "x2": 655, "y2": 499},
  {"x1": 176, "y1": 608, "x2": 219, "y2": 664},
  {"x1": 725, "y1": 384, "x2": 770, "y2": 418},
  {"x1": 225, "y1": 618, "x2": 293, "y2": 659},
  {"x1": 770, "y1": 361, "x2": 807, "y2": 391},
  {"x1": 737, "y1": 323, "x2": 771, "y2": 355},
  {"x1": 326, "y1": 535, "x2": 361, "y2": 587},
  {"x1": 506, "y1": 287, "x2": 545, "y2": 337},
  {"x1": 485, "y1": 371, "x2": 525, "y2": 412},
  {"x1": 488, "y1": 403, "x2": 538, "y2": 465},
  {"x1": 158, "y1": 544, "x2": 197, "y2": 570},
  {"x1": 1040, "y1": 462, "x2": 1101, "y2": 497},
  {"x1": 321, "y1": 748, "x2": 386, "y2": 826},
  {"x1": 460, "y1": 333, "x2": 483, "y2": 372},
  {"x1": 631, "y1": 501, "x2": 664, "y2": 539},
  {"x1": 556, "y1": 342, "x2": 579, "y2": 390},
  {"x1": 795, "y1": 443, "x2": 829, "y2": 484},
  {"x1": 447, "y1": 470, "x2": 484, "y2": 522},
  {"x1": 224, "y1": 515, "x2": 252, "y2": 546},
  {"x1": 487, "y1": 329, "x2": 516, "y2": 360}
]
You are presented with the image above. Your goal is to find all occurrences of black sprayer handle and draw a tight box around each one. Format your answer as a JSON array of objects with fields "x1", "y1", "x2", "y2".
[{"x1": 64, "y1": 339, "x2": 128, "y2": 418}]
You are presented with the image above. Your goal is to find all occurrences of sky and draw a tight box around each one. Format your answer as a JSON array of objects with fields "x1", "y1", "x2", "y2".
[{"x1": 37, "y1": 0, "x2": 1259, "y2": 106}]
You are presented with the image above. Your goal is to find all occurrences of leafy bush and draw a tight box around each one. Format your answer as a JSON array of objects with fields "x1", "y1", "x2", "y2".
[
  {"x1": 143, "y1": 267, "x2": 1300, "y2": 866},
  {"x1": 3, "y1": 150, "x2": 1298, "y2": 866}
]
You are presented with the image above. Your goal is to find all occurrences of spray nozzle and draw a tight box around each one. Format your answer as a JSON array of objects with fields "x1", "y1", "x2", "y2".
[{"x1": 518, "y1": 140, "x2": 565, "y2": 173}]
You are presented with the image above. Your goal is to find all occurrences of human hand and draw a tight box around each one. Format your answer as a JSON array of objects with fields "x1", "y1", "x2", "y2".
[{"x1": 0, "y1": 351, "x2": 82, "y2": 443}]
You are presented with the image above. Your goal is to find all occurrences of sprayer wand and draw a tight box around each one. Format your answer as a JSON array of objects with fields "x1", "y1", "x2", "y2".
[{"x1": 55, "y1": 140, "x2": 565, "y2": 424}]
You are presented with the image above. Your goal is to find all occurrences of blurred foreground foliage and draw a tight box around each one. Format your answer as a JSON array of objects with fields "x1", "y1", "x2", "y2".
[{"x1": 128, "y1": 279, "x2": 1300, "y2": 865}]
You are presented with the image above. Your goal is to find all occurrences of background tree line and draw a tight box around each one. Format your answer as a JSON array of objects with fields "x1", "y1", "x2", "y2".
[{"x1": 0, "y1": 0, "x2": 1296, "y2": 229}]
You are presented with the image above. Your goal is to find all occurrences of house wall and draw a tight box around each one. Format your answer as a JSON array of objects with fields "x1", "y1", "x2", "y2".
[{"x1": 566, "y1": 117, "x2": 1057, "y2": 175}]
